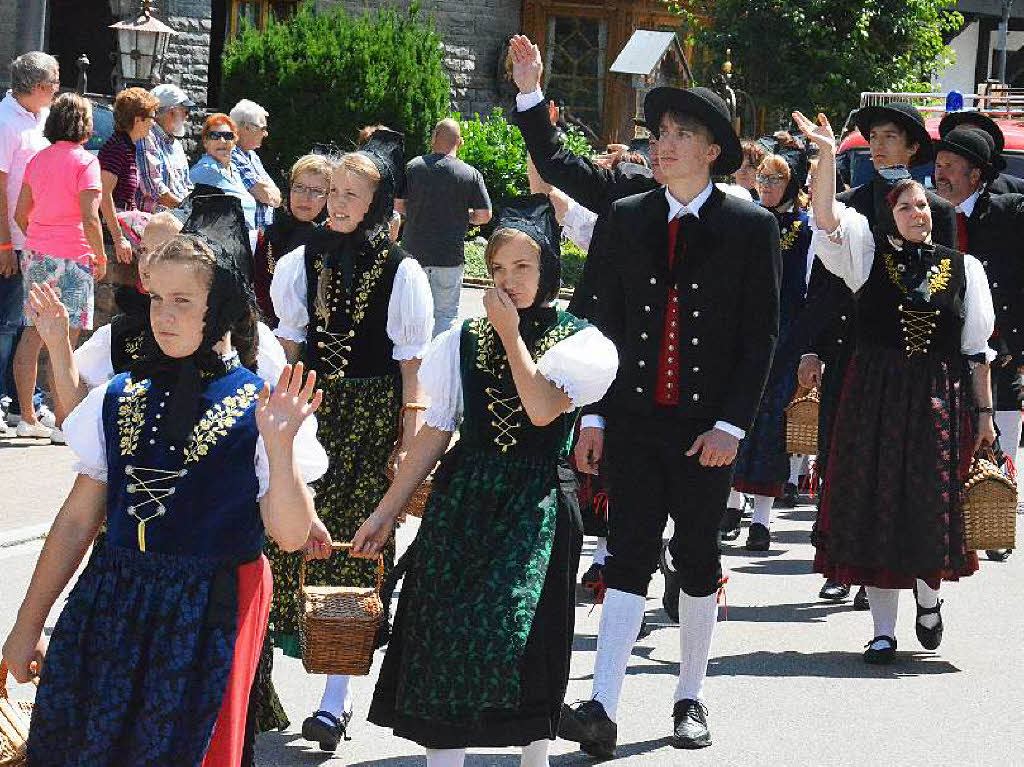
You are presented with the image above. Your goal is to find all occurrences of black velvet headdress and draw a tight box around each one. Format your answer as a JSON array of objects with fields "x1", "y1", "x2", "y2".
[
  {"x1": 357, "y1": 128, "x2": 406, "y2": 233},
  {"x1": 493, "y1": 194, "x2": 561, "y2": 308},
  {"x1": 756, "y1": 137, "x2": 809, "y2": 206}
]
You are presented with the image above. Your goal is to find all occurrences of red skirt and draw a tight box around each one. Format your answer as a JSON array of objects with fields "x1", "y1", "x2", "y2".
[
  {"x1": 813, "y1": 345, "x2": 979, "y2": 589},
  {"x1": 203, "y1": 555, "x2": 273, "y2": 766}
]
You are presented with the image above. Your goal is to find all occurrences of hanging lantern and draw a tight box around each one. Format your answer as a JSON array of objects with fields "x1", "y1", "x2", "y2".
[{"x1": 110, "y1": 0, "x2": 176, "y2": 90}]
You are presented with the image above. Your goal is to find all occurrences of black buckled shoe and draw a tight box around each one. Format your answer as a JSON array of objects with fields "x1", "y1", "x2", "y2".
[
  {"x1": 719, "y1": 507, "x2": 743, "y2": 542},
  {"x1": 818, "y1": 579, "x2": 851, "y2": 601},
  {"x1": 558, "y1": 700, "x2": 617, "y2": 759},
  {"x1": 986, "y1": 549, "x2": 1013, "y2": 562},
  {"x1": 776, "y1": 482, "x2": 799, "y2": 508},
  {"x1": 863, "y1": 635, "x2": 897, "y2": 664},
  {"x1": 744, "y1": 523, "x2": 770, "y2": 552},
  {"x1": 301, "y1": 709, "x2": 352, "y2": 752},
  {"x1": 853, "y1": 585, "x2": 870, "y2": 611},
  {"x1": 671, "y1": 698, "x2": 711, "y2": 749},
  {"x1": 913, "y1": 588, "x2": 944, "y2": 651}
]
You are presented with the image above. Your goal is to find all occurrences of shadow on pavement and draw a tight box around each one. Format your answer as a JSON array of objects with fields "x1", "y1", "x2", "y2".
[
  {"x1": 717, "y1": 600, "x2": 854, "y2": 623},
  {"x1": 729, "y1": 558, "x2": 815, "y2": 576},
  {"x1": 709, "y1": 649, "x2": 960, "y2": 679},
  {"x1": 347, "y1": 736, "x2": 677, "y2": 765}
]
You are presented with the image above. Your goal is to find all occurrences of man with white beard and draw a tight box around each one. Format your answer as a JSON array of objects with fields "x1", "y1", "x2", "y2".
[{"x1": 136, "y1": 83, "x2": 194, "y2": 212}]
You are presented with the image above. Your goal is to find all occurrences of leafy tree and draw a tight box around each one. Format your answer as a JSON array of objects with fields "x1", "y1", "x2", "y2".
[
  {"x1": 221, "y1": 2, "x2": 449, "y2": 181},
  {"x1": 676, "y1": 0, "x2": 962, "y2": 129}
]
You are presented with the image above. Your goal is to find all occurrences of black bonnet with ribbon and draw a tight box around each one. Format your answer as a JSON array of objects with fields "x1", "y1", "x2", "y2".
[
  {"x1": 355, "y1": 128, "x2": 406, "y2": 235},
  {"x1": 493, "y1": 194, "x2": 562, "y2": 309},
  {"x1": 130, "y1": 194, "x2": 257, "y2": 445}
]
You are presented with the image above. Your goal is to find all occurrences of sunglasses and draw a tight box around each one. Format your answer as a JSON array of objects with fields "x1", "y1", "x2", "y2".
[{"x1": 207, "y1": 130, "x2": 235, "y2": 141}]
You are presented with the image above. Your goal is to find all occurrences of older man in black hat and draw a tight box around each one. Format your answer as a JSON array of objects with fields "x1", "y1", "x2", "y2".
[
  {"x1": 556, "y1": 86, "x2": 780, "y2": 756},
  {"x1": 934, "y1": 127, "x2": 1024, "y2": 561},
  {"x1": 940, "y1": 110, "x2": 1024, "y2": 194}
]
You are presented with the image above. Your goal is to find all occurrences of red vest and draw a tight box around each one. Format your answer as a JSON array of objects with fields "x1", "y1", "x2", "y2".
[{"x1": 655, "y1": 216, "x2": 682, "y2": 406}]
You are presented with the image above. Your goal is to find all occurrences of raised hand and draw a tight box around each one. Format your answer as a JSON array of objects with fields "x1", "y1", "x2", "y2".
[
  {"x1": 256, "y1": 362, "x2": 323, "y2": 447},
  {"x1": 27, "y1": 282, "x2": 70, "y2": 348},
  {"x1": 510, "y1": 34, "x2": 543, "y2": 95},
  {"x1": 793, "y1": 111, "x2": 836, "y2": 154}
]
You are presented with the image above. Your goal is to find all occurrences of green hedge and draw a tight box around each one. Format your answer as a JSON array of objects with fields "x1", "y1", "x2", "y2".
[
  {"x1": 221, "y1": 2, "x2": 449, "y2": 181},
  {"x1": 456, "y1": 108, "x2": 593, "y2": 209},
  {"x1": 465, "y1": 238, "x2": 586, "y2": 289}
]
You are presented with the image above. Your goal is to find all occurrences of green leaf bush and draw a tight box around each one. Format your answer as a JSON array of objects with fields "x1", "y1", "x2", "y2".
[{"x1": 221, "y1": 2, "x2": 449, "y2": 182}]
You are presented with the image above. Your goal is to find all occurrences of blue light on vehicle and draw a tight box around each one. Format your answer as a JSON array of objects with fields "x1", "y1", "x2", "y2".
[{"x1": 945, "y1": 91, "x2": 964, "y2": 113}]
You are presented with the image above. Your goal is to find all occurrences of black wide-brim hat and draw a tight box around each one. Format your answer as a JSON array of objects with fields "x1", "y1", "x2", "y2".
[
  {"x1": 853, "y1": 102, "x2": 933, "y2": 165},
  {"x1": 644, "y1": 86, "x2": 743, "y2": 175},
  {"x1": 933, "y1": 127, "x2": 998, "y2": 181}
]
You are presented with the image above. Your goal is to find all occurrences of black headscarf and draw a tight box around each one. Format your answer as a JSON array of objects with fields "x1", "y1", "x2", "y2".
[
  {"x1": 492, "y1": 194, "x2": 562, "y2": 310},
  {"x1": 757, "y1": 137, "x2": 809, "y2": 207},
  {"x1": 356, "y1": 128, "x2": 406, "y2": 236},
  {"x1": 130, "y1": 196, "x2": 256, "y2": 446}
]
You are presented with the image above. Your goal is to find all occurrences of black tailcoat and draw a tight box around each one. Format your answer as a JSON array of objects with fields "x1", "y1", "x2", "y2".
[
  {"x1": 588, "y1": 185, "x2": 781, "y2": 433},
  {"x1": 989, "y1": 173, "x2": 1024, "y2": 195}
]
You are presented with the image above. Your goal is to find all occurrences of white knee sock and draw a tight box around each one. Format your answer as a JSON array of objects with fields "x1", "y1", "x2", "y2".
[
  {"x1": 788, "y1": 455, "x2": 803, "y2": 484},
  {"x1": 915, "y1": 579, "x2": 941, "y2": 629},
  {"x1": 520, "y1": 739, "x2": 550, "y2": 767},
  {"x1": 866, "y1": 587, "x2": 900, "y2": 644},
  {"x1": 592, "y1": 537, "x2": 608, "y2": 566},
  {"x1": 751, "y1": 494, "x2": 774, "y2": 528},
  {"x1": 317, "y1": 674, "x2": 352, "y2": 724},
  {"x1": 995, "y1": 409, "x2": 1022, "y2": 498},
  {"x1": 728, "y1": 489, "x2": 745, "y2": 508},
  {"x1": 673, "y1": 592, "x2": 718, "y2": 703},
  {"x1": 592, "y1": 588, "x2": 645, "y2": 721},
  {"x1": 426, "y1": 748, "x2": 466, "y2": 767}
]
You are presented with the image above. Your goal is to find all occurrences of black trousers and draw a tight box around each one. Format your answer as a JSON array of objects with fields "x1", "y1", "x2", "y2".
[{"x1": 603, "y1": 413, "x2": 732, "y2": 598}]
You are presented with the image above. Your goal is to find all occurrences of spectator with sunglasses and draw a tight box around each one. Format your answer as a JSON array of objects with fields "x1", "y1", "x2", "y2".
[
  {"x1": 98, "y1": 87, "x2": 159, "y2": 265},
  {"x1": 252, "y1": 153, "x2": 330, "y2": 327},
  {"x1": 189, "y1": 113, "x2": 258, "y2": 250}
]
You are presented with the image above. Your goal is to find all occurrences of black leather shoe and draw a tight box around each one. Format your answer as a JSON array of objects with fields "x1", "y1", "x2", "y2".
[
  {"x1": 853, "y1": 585, "x2": 870, "y2": 611},
  {"x1": 744, "y1": 523, "x2": 770, "y2": 551},
  {"x1": 558, "y1": 700, "x2": 617, "y2": 759},
  {"x1": 719, "y1": 507, "x2": 743, "y2": 542},
  {"x1": 818, "y1": 579, "x2": 851, "y2": 601},
  {"x1": 776, "y1": 482, "x2": 799, "y2": 508},
  {"x1": 863, "y1": 635, "x2": 897, "y2": 664},
  {"x1": 301, "y1": 709, "x2": 352, "y2": 752},
  {"x1": 986, "y1": 549, "x2": 1013, "y2": 562},
  {"x1": 914, "y1": 589, "x2": 944, "y2": 651},
  {"x1": 671, "y1": 699, "x2": 711, "y2": 749}
]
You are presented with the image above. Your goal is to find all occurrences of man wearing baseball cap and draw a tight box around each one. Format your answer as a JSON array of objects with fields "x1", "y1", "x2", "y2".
[{"x1": 136, "y1": 83, "x2": 194, "y2": 212}]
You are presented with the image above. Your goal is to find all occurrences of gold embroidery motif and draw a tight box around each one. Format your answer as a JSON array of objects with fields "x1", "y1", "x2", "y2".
[
  {"x1": 882, "y1": 252, "x2": 953, "y2": 297},
  {"x1": 779, "y1": 219, "x2": 803, "y2": 252},
  {"x1": 117, "y1": 378, "x2": 150, "y2": 456},
  {"x1": 183, "y1": 382, "x2": 260, "y2": 464},
  {"x1": 123, "y1": 332, "x2": 145, "y2": 362}
]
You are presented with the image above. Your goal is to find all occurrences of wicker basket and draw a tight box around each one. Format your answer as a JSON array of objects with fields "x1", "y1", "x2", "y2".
[
  {"x1": 785, "y1": 388, "x2": 820, "y2": 455},
  {"x1": 962, "y1": 452, "x2": 1017, "y2": 551},
  {"x1": 299, "y1": 542, "x2": 385, "y2": 676},
  {"x1": 0, "y1": 661, "x2": 34, "y2": 767},
  {"x1": 388, "y1": 403, "x2": 433, "y2": 520}
]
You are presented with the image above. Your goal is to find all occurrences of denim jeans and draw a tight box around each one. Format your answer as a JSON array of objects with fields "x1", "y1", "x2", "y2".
[
  {"x1": 0, "y1": 266, "x2": 25, "y2": 404},
  {"x1": 423, "y1": 264, "x2": 464, "y2": 337}
]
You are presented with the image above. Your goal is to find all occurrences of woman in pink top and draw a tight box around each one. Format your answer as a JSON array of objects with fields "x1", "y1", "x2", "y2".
[{"x1": 11, "y1": 92, "x2": 106, "y2": 438}]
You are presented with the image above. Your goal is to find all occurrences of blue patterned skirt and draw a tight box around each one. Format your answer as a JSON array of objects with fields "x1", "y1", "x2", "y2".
[{"x1": 27, "y1": 544, "x2": 240, "y2": 767}]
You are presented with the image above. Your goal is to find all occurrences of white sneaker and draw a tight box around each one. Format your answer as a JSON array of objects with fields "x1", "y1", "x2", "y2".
[
  {"x1": 16, "y1": 420, "x2": 52, "y2": 439},
  {"x1": 36, "y1": 405, "x2": 57, "y2": 428},
  {"x1": 49, "y1": 426, "x2": 66, "y2": 445}
]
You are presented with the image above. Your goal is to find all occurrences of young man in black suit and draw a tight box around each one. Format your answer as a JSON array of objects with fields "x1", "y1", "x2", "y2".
[{"x1": 558, "y1": 86, "x2": 781, "y2": 756}]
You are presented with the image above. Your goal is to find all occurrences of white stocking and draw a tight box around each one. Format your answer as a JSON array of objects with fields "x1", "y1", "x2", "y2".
[
  {"x1": 426, "y1": 748, "x2": 466, "y2": 767},
  {"x1": 317, "y1": 674, "x2": 352, "y2": 725},
  {"x1": 673, "y1": 592, "x2": 718, "y2": 703},
  {"x1": 751, "y1": 494, "x2": 774, "y2": 528},
  {"x1": 591, "y1": 588, "x2": 645, "y2": 721},
  {"x1": 915, "y1": 579, "x2": 941, "y2": 629},
  {"x1": 520, "y1": 739, "x2": 551, "y2": 767},
  {"x1": 592, "y1": 537, "x2": 608, "y2": 566},
  {"x1": 728, "y1": 489, "x2": 745, "y2": 508},
  {"x1": 788, "y1": 455, "x2": 803, "y2": 484},
  {"x1": 865, "y1": 587, "x2": 899, "y2": 646}
]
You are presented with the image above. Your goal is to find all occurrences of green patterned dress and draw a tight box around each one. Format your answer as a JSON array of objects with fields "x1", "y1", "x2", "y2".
[{"x1": 368, "y1": 307, "x2": 617, "y2": 748}]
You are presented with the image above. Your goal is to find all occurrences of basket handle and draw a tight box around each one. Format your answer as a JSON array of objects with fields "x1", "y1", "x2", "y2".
[
  {"x1": 0, "y1": 659, "x2": 38, "y2": 697},
  {"x1": 299, "y1": 542, "x2": 386, "y2": 598}
]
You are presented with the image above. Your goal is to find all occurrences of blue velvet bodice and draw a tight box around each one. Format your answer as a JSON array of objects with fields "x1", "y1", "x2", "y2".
[{"x1": 101, "y1": 365, "x2": 265, "y2": 559}]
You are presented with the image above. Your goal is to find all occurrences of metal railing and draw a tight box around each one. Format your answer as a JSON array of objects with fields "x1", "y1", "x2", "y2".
[{"x1": 859, "y1": 90, "x2": 1024, "y2": 116}]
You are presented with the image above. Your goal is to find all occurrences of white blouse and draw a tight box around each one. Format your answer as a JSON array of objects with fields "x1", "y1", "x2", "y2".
[
  {"x1": 562, "y1": 198, "x2": 598, "y2": 252},
  {"x1": 419, "y1": 322, "x2": 619, "y2": 432},
  {"x1": 73, "y1": 321, "x2": 288, "y2": 388},
  {"x1": 63, "y1": 375, "x2": 328, "y2": 499},
  {"x1": 269, "y1": 245, "x2": 434, "y2": 360},
  {"x1": 810, "y1": 203, "x2": 996, "y2": 360}
]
